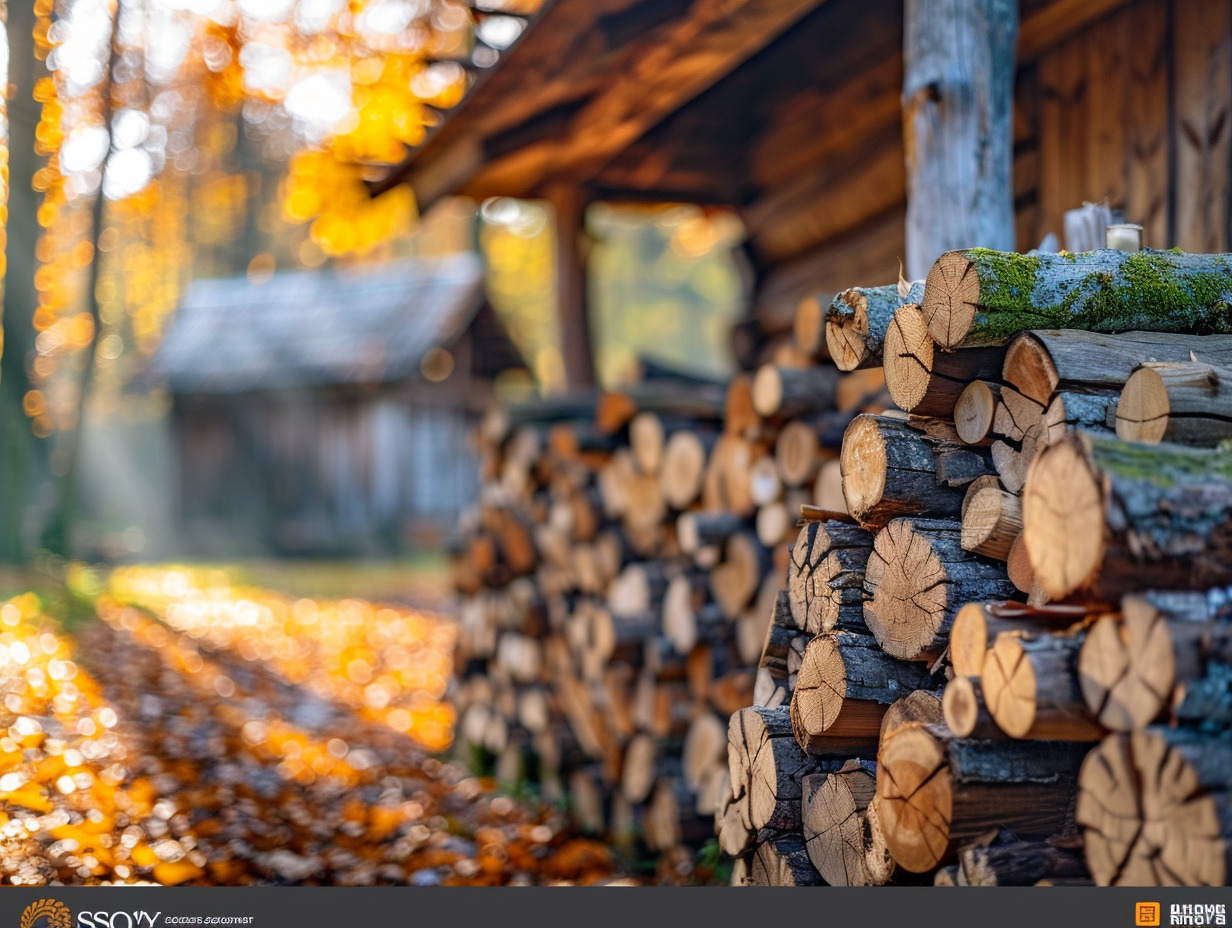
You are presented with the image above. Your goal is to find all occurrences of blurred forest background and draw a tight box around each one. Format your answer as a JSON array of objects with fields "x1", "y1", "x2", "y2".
[{"x1": 0, "y1": 0, "x2": 750, "y2": 565}]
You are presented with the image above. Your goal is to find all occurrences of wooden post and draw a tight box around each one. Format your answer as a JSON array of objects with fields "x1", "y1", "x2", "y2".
[
  {"x1": 545, "y1": 183, "x2": 596, "y2": 389},
  {"x1": 902, "y1": 0, "x2": 1018, "y2": 280}
]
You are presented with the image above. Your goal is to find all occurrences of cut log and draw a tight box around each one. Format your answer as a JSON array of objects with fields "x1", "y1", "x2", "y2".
[
  {"x1": 883, "y1": 304, "x2": 1006, "y2": 416},
  {"x1": 711, "y1": 532, "x2": 772, "y2": 619},
  {"x1": 749, "y1": 834, "x2": 824, "y2": 886},
  {"x1": 786, "y1": 520, "x2": 873, "y2": 634},
  {"x1": 749, "y1": 456, "x2": 783, "y2": 507},
  {"x1": 961, "y1": 482, "x2": 1022, "y2": 560},
  {"x1": 1006, "y1": 533, "x2": 1034, "y2": 595},
  {"x1": 956, "y1": 830, "x2": 1089, "y2": 886},
  {"x1": 1116, "y1": 361, "x2": 1232, "y2": 446},
  {"x1": 791, "y1": 630, "x2": 939, "y2": 754},
  {"x1": 813, "y1": 458, "x2": 847, "y2": 514},
  {"x1": 1022, "y1": 431, "x2": 1232, "y2": 601},
  {"x1": 1002, "y1": 329, "x2": 1232, "y2": 407},
  {"x1": 954, "y1": 380, "x2": 1000, "y2": 445},
  {"x1": 863, "y1": 517, "x2": 1018, "y2": 660},
  {"x1": 752, "y1": 364, "x2": 839, "y2": 419},
  {"x1": 941, "y1": 675, "x2": 1002, "y2": 739},
  {"x1": 921, "y1": 248, "x2": 1232, "y2": 350},
  {"x1": 677, "y1": 510, "x2": 745, "y2": 556},
  {"x1": 1042, "y1": 391, "x2": 1118, "y2": 445},
  {"x1": 775, "y1": 419, "x2": 822, "y2": 487},
  {"x1": 702, "y1": 433, "x2": 759, "y2": 517},
  {"x1": 795, "y1": 293, "x2": 827, "y2": 361},
  {"x1": 880, "y1": 690, "x2": 944, "y2": 741},
  {"x1": 874, "y1": 722, "x2": 1089, "y2": 872},
  {"x1": 840, "y1": 415, "x2": 966, "y2": 528},
  {"x1": 801, "y1": 760, "x2": 886, "y2": 886},
  {"x1": 683, "y1": 713, "x2": 727, "y2": 792},
  {"x1": 981, "y1": 631, "x2": 1103, "y2": 740},
  {"x1": 1077, "y1": 729, "x2": 1232, "y2": 886},
  {"x1": 1078, "y1": 592, "x2": 1232, "y2": 732},
  {"x1": 629, "y1": 411, "x2": 665, "y2": 475},
  {"x1": 727, "y1": 706, "x2": 838, "y2": 834},
  {"x1": 824, "y1": 282, "x2": 925, "y2": 372},
  {"x1": 659, "y1": 430, "x2": 710, "y2": 509}
]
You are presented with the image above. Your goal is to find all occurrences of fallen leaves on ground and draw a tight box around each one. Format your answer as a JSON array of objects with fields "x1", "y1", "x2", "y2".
[{"x1": 0, "y1": 572, "x2": 629, "y2": 886}]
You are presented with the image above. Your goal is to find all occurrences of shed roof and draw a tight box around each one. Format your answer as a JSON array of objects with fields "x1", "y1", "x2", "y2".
[{"x1": 150, "y1": 252, "x2": 485, "y2": 394}]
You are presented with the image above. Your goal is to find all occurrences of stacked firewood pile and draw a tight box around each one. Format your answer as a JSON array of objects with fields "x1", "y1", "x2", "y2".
[
  {"x1": 448, "y1": 361, "x2": 889, "y2": 860},
  {"x1": 722, "y1": 246, "x2": 1232, "y2": 886}
]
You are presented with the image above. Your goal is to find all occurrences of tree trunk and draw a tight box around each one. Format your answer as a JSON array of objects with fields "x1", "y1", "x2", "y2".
[
  {"x1": 903, "y1": 0, "x2": 1018, "y2": 280},
  {"x1": 922, "y1": 248, "x2": 1232, "y2": 350}
]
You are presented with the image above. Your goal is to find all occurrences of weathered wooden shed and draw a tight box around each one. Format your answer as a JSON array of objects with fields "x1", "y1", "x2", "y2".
[
  {"x1": 375, "y1": 0, "x2": 1231, "y2": 379},
  {"x1": 150, "y1": 252, "x2": 525, "y2": 555}
]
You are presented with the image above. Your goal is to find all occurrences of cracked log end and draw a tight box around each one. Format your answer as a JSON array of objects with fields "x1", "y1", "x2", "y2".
[
  {"x1": 884, "y1": 303, "x2": 936, "y2": 413},
  {"x1": 1115, "y1": 366, "x2": 1170, "y2": 444},
  {"x1": 922, "y1": 251, "x2": 980, "y2": 349},
  {"x1": 873, "y1": 722, "x2": 953, "y2": 873},
  {"x1": 1022, "y1": 434, "x2": 1106, "y2": 601}
]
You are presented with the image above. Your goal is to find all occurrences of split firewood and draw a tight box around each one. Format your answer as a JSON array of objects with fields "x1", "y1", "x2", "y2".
[
  {"x1": 863, "y1": 517, "x2": 1017, "y2": 660},
  {"x1": 1116, "y1": 360, "x2": 1232, "y2": 446},
  {"x1": 955, "y1": 830, "x2": 1088, "y2": 886},
  {"x1": 748, "y1": 833, "x2": 824, "y2": 885},
  {"x1": 801, "y1": 760, "x2": 893, "y2": 886},
  {"x1": 921, "y1": 247, "x2": 1232, "y2": 350},
  {"x1": 947, "y1": 601, "x2": 1089, "y2": 678},
  {"x1": 824, "y1": 281, "x2": 925, "y2": 372},
  {"x1": 1022, "y1": 431, "x2": 1232, "y2": 601}
]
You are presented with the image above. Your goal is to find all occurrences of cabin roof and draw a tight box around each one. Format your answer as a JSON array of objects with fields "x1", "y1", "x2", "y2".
[{"x1": 150, "y1": 252, "x2": 486, "y2": 394}]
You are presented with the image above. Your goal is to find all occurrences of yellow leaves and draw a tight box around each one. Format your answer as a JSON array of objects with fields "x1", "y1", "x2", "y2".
[{"x1": 283, "y1": 148, "x2": 416, "y2": 257}]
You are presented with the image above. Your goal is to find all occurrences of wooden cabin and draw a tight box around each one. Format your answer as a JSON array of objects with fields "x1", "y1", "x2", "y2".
[
  {"x1": 375, "y1": 0, "x2": 1231, "y2": 378},
  {"x1": 149, "y1": 253, "x2": 525, "y2": 556}
]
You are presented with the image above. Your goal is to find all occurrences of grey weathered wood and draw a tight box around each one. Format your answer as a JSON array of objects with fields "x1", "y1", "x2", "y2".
[
  {"x1": 903, "y1": 0, "x2": 1018, "y2": 280},
  {"x1": 825, "y1": 281, "x2": 925, "y2": 371},
  {"x1": 750, "y1": 833, "x2": 825, "y2": 885}
]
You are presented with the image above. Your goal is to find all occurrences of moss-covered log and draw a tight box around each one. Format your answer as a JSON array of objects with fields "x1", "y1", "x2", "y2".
[
  {"x1": 1022, "y1": 431, "x2": 1232, "y2": 601},
  {"x1": 824, "y1": 281, "x2": 925, "y2": 371},
  {"x1": 922, "y1": 247, "x2": 1232, "y2": 349}
]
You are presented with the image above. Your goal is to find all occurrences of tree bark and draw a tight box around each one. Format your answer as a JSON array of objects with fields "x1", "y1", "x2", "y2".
[
  {"x1": 903, "y1": 0, "x2": 1018, "y2": 280},
  {"x1": 825, "y1": 282, "x2": 925, "y2": 371},
  {"x1": 922, "y1": 248, "x2": 1232, "y2": 350}
]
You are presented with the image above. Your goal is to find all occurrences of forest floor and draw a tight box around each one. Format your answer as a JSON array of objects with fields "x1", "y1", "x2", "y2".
[{"x1": 0, "y1": 563, "x2": 638, "y2": 886}]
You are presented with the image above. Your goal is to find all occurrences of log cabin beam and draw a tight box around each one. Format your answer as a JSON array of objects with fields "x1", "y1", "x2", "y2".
[{"x1": 544, "y1": 182, "x2": 597, "y2": 389}]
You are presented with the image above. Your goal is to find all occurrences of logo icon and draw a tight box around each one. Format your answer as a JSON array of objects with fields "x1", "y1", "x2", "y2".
[
  {"x1": 1137, "y1": 903, "x2": 1162, "y2": 927},
  {"x1": 20, "y1": 900, "x2": 72, "y2": 928}
]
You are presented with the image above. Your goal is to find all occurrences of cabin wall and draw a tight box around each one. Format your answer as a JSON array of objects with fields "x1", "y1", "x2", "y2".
[
  {"x1": 752, "y1": 0, "x2": 1231, "y2": 328},
  {"x1": 172, "y1": 386, "x2": 480, "y2": 557}
]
